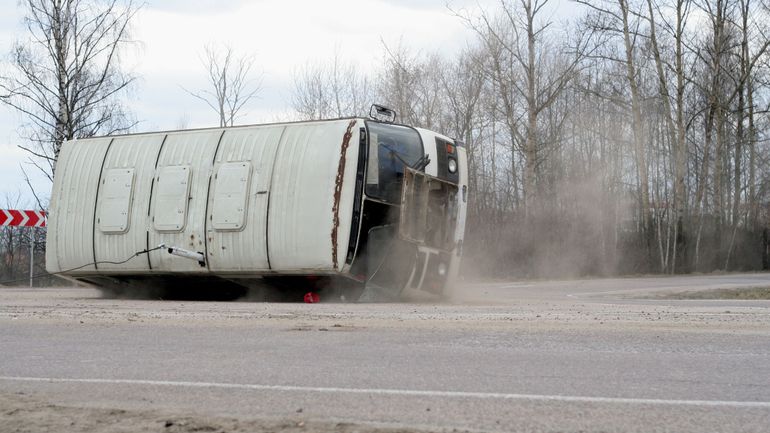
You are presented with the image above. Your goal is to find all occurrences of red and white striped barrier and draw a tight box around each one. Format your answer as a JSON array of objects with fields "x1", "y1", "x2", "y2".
[{"x1": 0, "y1": 209, "x2": 46, "y2": 227}]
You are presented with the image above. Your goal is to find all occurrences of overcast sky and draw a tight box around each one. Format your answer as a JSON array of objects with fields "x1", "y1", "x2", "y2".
[{"x1": 0, "y1": 0, "x2": 543, "y2": 204}]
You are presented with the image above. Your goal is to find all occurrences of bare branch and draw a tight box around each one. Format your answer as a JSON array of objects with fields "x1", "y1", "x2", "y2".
[
  {"x1": 187, "y1": 44, "x2": 262, "y2": 127},
  {"x1": 0, "y1": 0, "x2": 140, "y2": 185}
]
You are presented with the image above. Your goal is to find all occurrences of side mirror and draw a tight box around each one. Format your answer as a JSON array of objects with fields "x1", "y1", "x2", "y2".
[{"x1": 369, "y1": 104, "x2": 397, "y2": 123}]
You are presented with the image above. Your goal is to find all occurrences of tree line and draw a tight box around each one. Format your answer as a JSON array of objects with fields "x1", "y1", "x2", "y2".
[
  {"x1": 292, "y1": 0, "x2": 770, "y2": 277},
  {"x1": 1, "y1": 0, "x2": 769, "y2": 284}
]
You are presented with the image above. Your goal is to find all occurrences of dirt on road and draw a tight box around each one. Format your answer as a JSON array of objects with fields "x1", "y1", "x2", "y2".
[
  {"x1": 1, "y1": 392, "x2": 436, "y2": 433},
  {"x1": 2, "y1": 277, "x2": 770, "y2": 433}
]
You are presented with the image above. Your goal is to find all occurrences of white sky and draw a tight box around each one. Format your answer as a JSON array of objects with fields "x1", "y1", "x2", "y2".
[{"x1": 0, "y1": 0, "x2": 577, "y2": 204}]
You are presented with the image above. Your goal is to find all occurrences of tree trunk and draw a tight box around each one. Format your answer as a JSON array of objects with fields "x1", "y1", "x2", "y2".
[
  {"x1": 619, "y1": 0, "x2": 651, "y2": 258},
  {"x1": 524, "y1": 0, "x2": 538, "y2": 219}
]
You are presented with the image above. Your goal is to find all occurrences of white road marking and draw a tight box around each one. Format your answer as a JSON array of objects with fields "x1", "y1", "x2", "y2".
[{"x1": 1, "y1": 376, "x2": 769, "y2": 409}]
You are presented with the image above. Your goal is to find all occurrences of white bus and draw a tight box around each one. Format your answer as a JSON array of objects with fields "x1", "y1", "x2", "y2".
[{"x1": 46, "y1": 109, "x2": 468, "y2": 301}]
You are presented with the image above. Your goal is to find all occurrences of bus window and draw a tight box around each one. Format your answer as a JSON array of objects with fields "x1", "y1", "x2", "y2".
[{"x1": 365, "y1": 122, "x2": 424, "y2": 204}]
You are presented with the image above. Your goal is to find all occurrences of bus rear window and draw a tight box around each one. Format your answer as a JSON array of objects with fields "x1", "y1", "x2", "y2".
[{"x1": 365, "y1": 122, "x2": 424, "y2": 204}]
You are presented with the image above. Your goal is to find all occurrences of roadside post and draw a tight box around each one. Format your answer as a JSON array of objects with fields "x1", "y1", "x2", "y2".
[{"x1": 1, "y1": 209, "x2": 47, "y2": 287}]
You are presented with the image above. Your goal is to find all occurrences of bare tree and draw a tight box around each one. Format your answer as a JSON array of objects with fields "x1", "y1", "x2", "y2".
[
  {"x1": 458, "y1": 0, "x2": 594, "y2": 217},
  {"x1": 292, "y1": 63, "x2": 331, "y2": 120},
  {"x1": 438, "y1": 47, "x2": 485, "y2": 149},
  {"x1": 291, "y1": 51, "x2": 372, "y2": 120},
  {"x1": 642, "y1": 0, "x2": 691, "y2": 272},
  {"x1": 577, "y1": 0, "x2": 664, "y2": 267},
  {"x1": 375, "y1": 40, "x2": 424, "y2": 125},
  {"x1": 0, "y1": 0, "x2": 139, "y2": 181},
  {"x1": 186, "y1": 44, "x2": 262, "y2": 127}
]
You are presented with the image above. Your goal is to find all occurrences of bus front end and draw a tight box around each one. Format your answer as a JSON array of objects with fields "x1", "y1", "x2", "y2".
[{"x1": 348, "y1": 119, "x2": 468, "y2": 300}]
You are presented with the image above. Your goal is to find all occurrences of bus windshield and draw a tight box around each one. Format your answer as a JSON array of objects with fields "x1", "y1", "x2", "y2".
[{"x1": 365, "y1": 122, "x2": 424, "y2": 204}]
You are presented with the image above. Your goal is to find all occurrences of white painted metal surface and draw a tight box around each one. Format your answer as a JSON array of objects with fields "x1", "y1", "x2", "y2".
[
  {"x1": 415, "y1": 127, "x2": 444, "y2": 178},
  {"x1": 147, "y1": 130, "x2": 221, "y2": 273},
  {"x1": 210, "y1": 162, "x2": 251, "y2": 231},
  {"x1": 46, "y1": 137, "x2": 112, "y2": 273},
  {"x1": 446, "y1": 146, "x2": 468, "y2": 289},
  {"x1": 153, "y1": 166, "x2": 192, "y2": 232},
  {"x1": 267, "y1": 119, "x2": 360, "y2": 271},
  {"x1": 205, "y1": 125, "x2": 282, "y2": 272},
  {"x1": 93, "y1": 134, "x2": 164, "y2": 271},
  {"x1": 97, "y1": 168, "x2": 135, "y2": 234},
  {"x1": 47, "y1": 119, "x2": 361, "y2": 276}
]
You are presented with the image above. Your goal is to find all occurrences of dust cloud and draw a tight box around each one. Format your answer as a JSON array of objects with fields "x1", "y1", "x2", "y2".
[{"x1": 459, "y1": 173, "x2": 637, "y2": 283}]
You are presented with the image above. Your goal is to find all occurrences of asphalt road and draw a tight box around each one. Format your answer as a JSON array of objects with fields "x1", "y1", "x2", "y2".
[{"x1": 2, "y1": 273, "x2": 770, "y2": 432}]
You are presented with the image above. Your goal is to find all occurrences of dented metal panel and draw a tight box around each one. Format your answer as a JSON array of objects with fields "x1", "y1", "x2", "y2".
[
  {"x1": 93, "y1": 134, "x2": 164, "y2": 271},
  {"x1": 46, "y1": 137, "x2": 113, "y2": 273},
  {"x1": 268, "y1": 119, "x2": 360, "y2": 271},
  {"x1": 147, "y1": 130, "x2": 222, "y2": 273},
  {"x1": 206, "y1": 125, "x2": 283, "y2": 272}
]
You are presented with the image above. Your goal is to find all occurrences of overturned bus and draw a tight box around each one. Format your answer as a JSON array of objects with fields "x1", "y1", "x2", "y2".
[{"x1": 45, "y1": 113, "x2": 468, "y2": 301}]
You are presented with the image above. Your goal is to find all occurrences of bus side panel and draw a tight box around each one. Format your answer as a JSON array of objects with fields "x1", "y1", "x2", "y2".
[
  {"x1": 93, "y1": 134, "x2": 165, "y2": 271},
  {"x1": 206, "y1": 125, "x2": 284, "y2": 272},
  {"x1": 268, "y1": 119, "x2": 359, "y2": 271},
  {"x1": 147, "y1": 130, "x2": 222, "y2": 273},
  {"x1": 47, "y1": 137, "x2": 113, "y2": 273}
]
